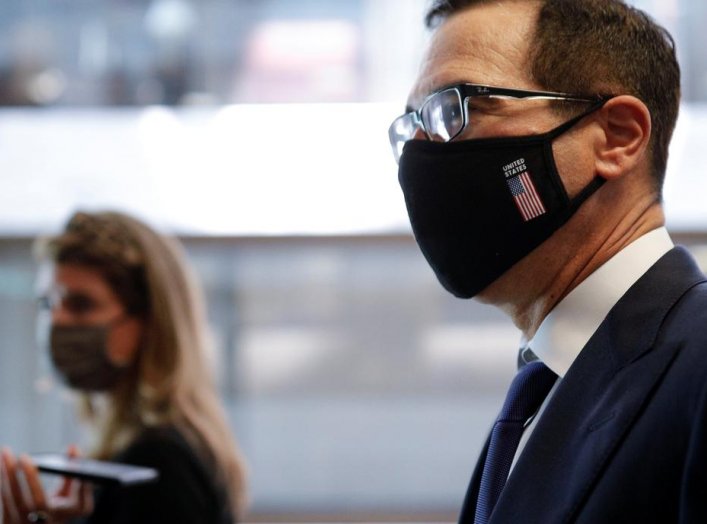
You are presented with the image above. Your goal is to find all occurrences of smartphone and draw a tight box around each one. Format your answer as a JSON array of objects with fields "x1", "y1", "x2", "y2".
[{"x1": 31, "y1": 454, "x2": 159, "y2": 486}]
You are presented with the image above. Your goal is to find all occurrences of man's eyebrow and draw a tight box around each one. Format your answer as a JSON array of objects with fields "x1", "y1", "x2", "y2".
[{"x1": 404, "y1": 103, "x2": 415, "y2": 113}]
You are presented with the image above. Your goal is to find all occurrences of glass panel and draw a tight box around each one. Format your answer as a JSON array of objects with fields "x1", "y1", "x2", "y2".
[{"x1": 0, "y1": 0, "x2": 430, "y2": 107}]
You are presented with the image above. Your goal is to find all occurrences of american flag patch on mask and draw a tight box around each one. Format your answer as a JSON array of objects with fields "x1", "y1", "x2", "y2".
[{"x1": 506, "y1": 170, "x2": 546, "y2": 221}]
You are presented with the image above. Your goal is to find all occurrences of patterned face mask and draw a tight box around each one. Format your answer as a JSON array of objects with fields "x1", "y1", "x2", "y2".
[{"x1": 48, "y1": 321, "x2": 130, "y2": 392}]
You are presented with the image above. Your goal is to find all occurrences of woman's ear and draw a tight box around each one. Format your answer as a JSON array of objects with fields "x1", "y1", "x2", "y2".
[{"x1": 593, "y1": 95, "x2": 651, "y2": 180}]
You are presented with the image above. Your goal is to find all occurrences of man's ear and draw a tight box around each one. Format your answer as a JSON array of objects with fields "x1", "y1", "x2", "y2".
[{"x1": 593, "y1": 95, "x2": 651, "y2": 179}]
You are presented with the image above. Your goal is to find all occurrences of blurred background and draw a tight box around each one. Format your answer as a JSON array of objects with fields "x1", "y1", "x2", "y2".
[{"x1": 0, "y1": 0, "x2": 706, "y2": 521}]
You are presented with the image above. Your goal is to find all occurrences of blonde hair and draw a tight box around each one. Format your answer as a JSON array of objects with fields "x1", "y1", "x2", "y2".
[{"x1": 40, "y1": 210, "x2": 247, "y2": 517}]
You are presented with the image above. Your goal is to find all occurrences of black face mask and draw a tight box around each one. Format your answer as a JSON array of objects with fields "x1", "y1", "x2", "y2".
[
  {"x1": 49, "y1": 323, "x2": 129, "y2": 392},
  {"x1": 398, "y1": 105, "x2": 606, "y2": 299}
]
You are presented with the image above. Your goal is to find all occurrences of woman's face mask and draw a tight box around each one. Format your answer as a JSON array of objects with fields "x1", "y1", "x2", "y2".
[
  {"x1": 37, "y1": 263, "x2": 142, "y2": 392},
  {"x1": 48, "y1": 320, "x2": 130, "y2": 392}
]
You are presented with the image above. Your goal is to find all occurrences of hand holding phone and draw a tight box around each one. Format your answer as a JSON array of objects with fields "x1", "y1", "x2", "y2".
[{"x1": 2, "y1": 447, "x2": 93, "y2": 523}]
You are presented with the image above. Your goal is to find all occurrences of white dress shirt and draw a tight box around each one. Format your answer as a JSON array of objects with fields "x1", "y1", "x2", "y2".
[{"x1": 509, "y1": 226, "x2": 674, "y2": 472}]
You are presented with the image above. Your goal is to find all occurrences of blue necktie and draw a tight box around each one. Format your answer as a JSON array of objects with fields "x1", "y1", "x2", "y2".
[{"x1": 474, "y1": 361, "x2": 557, "y2": 524}]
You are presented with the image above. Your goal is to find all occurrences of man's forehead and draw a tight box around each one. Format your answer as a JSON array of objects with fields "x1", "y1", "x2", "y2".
[{"x1": 407, "y1": 1, "x2": 538, "y2": 109}]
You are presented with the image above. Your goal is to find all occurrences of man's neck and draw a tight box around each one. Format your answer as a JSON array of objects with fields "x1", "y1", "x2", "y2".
[
  {"x1": 528, "y1": 226, "x2": 673, "y2": 377},
  {"x1": 479, "y1": 197, "x2": 665, "y2": 339}
]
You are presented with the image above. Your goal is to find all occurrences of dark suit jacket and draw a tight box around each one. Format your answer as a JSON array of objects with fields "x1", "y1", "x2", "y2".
[{"x1": 459, "y1": 246, "x2": 707, "y2": 524}]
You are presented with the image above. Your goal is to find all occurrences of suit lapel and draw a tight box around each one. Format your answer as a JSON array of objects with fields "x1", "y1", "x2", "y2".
[{"x1": 485, "y1": 247, "x2": 706, "y2": 524}]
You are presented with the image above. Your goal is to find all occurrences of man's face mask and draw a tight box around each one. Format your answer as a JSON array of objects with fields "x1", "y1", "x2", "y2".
[
  {"x1": 47, "y1": 321, "x2": 130, "y2": 392},
  {"x1": 390, "y1": 84, "x2": 611, "y2": 298}
]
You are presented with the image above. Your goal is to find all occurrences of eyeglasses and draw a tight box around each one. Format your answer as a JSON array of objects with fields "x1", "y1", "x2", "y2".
[
  {"x1": 37, "y1": 289, "x2": 99, "y2": 315},
  {"x1": 388, "y1": 83, "x2": 607, "y2": 163}
]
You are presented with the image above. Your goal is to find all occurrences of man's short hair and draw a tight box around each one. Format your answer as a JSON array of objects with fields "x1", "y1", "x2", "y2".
[{"x1": 425, "y1": 0, "x2": 681, "y2": 193}]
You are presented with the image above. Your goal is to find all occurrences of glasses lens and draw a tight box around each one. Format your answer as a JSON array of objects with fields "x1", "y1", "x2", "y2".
[
  {"x1": 388, "y1": 113, "x2": 419, "y2": 163},
  {"x1": 421, "y1": 88, "x2": 464, "y2": 142}
]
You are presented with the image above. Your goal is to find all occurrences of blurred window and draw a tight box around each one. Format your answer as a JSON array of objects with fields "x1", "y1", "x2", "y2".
[
  {"x1": 0, "y1": 0, "x2": 429, "y2": 106},
  {"x1": 1, "y1": 0, "x2": 707, "y2": 520}
]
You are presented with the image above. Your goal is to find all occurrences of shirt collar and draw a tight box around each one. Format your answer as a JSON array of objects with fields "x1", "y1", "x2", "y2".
[{"x1": 527, "y1": 227, "x2": 674, "y2": 378}]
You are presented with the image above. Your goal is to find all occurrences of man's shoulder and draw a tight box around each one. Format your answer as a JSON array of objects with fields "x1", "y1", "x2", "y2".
[
  {"x1": 597, "y1": 246, "x2": 707, "y2": 376},
  {"x1": 619, "y1": 245, "x2": 707, "y2": 335},
  {"x1": 660, "y1": 278, "x2": 707, "y2": 340},
  {"x1": 646, "y1": 278, "x2": 707, "y2": 400}
]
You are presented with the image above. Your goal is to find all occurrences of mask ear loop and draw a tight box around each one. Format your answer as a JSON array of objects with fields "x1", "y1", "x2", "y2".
[
  {"x1": 546, "y1": 97, "x2": 613, "y2": 140},
  {"x1": 551, "y1": 97, "x2": 614, "y2": 214},
  {"x1": 568, "y1": 176, "x2": 606, "y2": 212}
]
